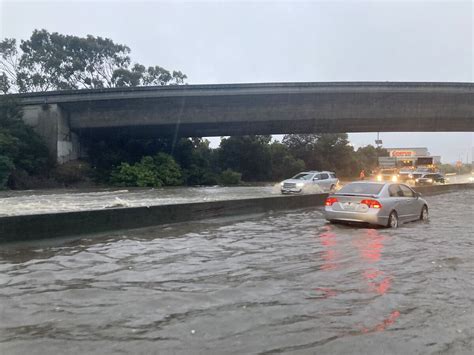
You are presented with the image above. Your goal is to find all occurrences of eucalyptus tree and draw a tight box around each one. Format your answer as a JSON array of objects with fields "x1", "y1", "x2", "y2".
[{"x1": 0, "y1": 29, "x2": 187, "y2": 93}]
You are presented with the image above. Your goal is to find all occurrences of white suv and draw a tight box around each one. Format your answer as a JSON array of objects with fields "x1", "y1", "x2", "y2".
[{"x1": 280, "y1": 171, "x2": 339, "y2": 194}]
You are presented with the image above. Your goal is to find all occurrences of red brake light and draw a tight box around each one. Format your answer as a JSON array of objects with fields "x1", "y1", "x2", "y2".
[
  {"x1": 361, "y1": 199, "x2": 382, "y2": 209},
  {"x1": 325, "y1": 197, "x2": 338, "y2": 206}
]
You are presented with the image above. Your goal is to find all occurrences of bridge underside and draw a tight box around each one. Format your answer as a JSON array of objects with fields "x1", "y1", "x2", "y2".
[
  {"x1": 15, "y1": 82, "x2": 474, "y2": 162},
  {"x1": 77, "y1": 116, "x2": 472, "y2": 139},
  {"x1": 64, "y1": 90, "x2": 472, "y2": 138}
]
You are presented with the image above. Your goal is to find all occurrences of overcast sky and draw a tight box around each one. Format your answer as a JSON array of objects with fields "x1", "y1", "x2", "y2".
[{"x1": 1, "y1": 0, "x2": 472, "y2": 163}]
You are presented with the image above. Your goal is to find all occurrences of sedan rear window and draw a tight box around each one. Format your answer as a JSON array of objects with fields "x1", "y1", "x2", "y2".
[{"x1": 336, "y1": 183, "x2": 384, "y2": 195}]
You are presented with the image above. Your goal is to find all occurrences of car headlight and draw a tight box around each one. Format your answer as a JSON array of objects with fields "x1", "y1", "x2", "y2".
[
  {"x1": 280, "y1": 182, "x2": 284, "y2": 186},
  {"x1": 415, "y1": 178, "x2": 419, "y2": 182},
  {"x1": 376, "y1": 175, "x2": 382, "y2": 181},
  {"x1": 427, "y1": 178, "x2": 433, "y2": 183},
  {"x1": 469, "y1": 177, "x2": 474, "y2": 182},
  {"x1": 296, "y1": 182, "x2": 304, "y2": 188},
  {"x1": 391, "y1": 175, "x2": 398, "y2": 182},
  {"x1": 408, "y1": 174, "x2": 413, "y2": 179}
]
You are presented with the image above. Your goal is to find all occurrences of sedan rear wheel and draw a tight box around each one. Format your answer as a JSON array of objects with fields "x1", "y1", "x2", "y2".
[
  {"x1": 420, "y1": 205, "x2": 429, "y2": 221},
  {"x1": 388, "y1": 211, "x2": 399, "y2": 228}
]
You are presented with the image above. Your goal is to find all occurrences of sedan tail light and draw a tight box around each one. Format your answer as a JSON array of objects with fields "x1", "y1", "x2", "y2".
[
  {"x1": 360, "y1": 199, "x2": 382, "y2": 209},
  {"x1": 325, "y1": 197, "x2": 339, "y2": 206}
]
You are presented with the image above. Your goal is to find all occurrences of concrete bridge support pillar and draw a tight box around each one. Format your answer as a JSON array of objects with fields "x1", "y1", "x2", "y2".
[{"x1": 22, "y1": 104, "x2": 82, "y2": 164}]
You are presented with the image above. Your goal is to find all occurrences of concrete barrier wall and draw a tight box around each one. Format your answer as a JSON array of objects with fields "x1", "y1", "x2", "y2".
[
  {"x1": 0, "y1": 193, "x2": 328, "y2": 243},
  {"x1": 412, "y1": 183, "x2": 474, "y2": 196},
  {"x1": 1, "y1": 183, "x2": 472, "y2": 243}
]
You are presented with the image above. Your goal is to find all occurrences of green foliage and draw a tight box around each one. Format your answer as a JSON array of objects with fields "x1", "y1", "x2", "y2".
[
  {"x1": 0, "y1": 30, "x2": 187, "y2": 93},
  {"x1": 173, "y1": 138, "x2": 219, "y2": 185},
  {"x1": 86, "y1": 136, "x2": 220, "y2": 186},
  {"x1": 282, "y1": 133, "x2": 387, "y2": 177},
  {"x1": 0, "y1": 39, "x2": 19, "y2": 93},
  {"x1": 219, "y1": 135, "x2": 272, "y2": 181},
  {"x1": 282, "y1": 134, "x2": 321, "y2": 168},
  {"x1": 88, "y1": 133, "x2": 386, "y2": 186},
  {"x1": 112, "y1": 64, "x2": 187, "y2": 87},
  {"x1": 0, "y1": 73, "x2": 9, "y2": 94},
  {"x1": 355, "y1": 145, "x2": 388, "y2": 175},
  {"x1": 219, "y1": 169, "x2": 242, "y2": 185},
  {"x1": 110, "y1": 153, "x2": 182, "y2": 187},
  {"x1": 85, "y1": 135, "x2": 165, "y2": 181},
  {"x1": 153, "y1": 153, "x2": 183, "y2": 185},
  {"x1": 0, "y1": 97, "x2": 51, "y2": 188},
  {"x1": 269, "y1": 142, "x2": 305, "y2": 180},
  {"x1": 52, "y1": 160, "x2": 92, "y2": 185},
  {"x1": 111, "y1": 158, "x2": 161, "y2": 187},
  {"x1": 0, "y1": 155, "x2": 14, "y2": 188},
  {"x1": 183, "y1": 165, "x2": 219, "y2": 186},
  {"x1": 0, "y1": 125, "x2": 50, "y2": 174}
]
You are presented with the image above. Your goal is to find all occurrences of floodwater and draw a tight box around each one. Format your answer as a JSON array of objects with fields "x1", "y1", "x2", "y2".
[
  {"x1": 0, "y1": 184, "x2": 323, "y2": 217},
  {"x1": 1, "y1": 175, "x2": 471, "y2": 217},
  {"x1": 0, "y1": 190, "x2": 473, "y2": 354},
  {"x1": 0, "y1": 186, "x2": 274, "y2": 216}
]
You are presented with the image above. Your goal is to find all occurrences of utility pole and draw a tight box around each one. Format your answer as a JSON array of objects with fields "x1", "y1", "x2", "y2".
[{"x1": 375, "y1": 132, "x2": 382, "y2": 147}]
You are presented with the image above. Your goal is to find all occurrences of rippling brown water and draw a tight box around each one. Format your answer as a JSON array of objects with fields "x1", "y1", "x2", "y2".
[{"x1": 1, "y1": 191, "x2": 473, "y2": 354}]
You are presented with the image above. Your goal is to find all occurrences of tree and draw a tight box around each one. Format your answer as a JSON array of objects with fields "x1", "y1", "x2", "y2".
[
  {"x1": 110, "y1": 153, "x2": 182, "y2": 187},
  {"x1": 0, "y1": 30, "x2": 187, "y2": 93},
  {"x1": 356, "y1": 145, "x2": 389, "y2": 174},
  {"x1": 85, "y1": 135, "x2": 220, "y2": 186},
  {"x1": 283, "y1": 133, "x2": 360, "y2": 177},
  {"x1": 0, "y1": 39, "x2": 20, "y2": 93},
  {"x1": 218, "y1": 135, "x2": 272, "y2": 181},
  {"x1": 0, "y1": 97, "x2": 51, "y2": 188},
  {"x1": 313, "y1": 133, "x2": 355, "y2": 176},
  {"x1": 0, "y1": 73, "x2": 10, "y2": 94},
  {"x1": 112, "y1": 65, "x2": 187, "y2": 87},
  {"x1": 282, "y1": 134, "x2": 322, "y2": 168},
  {"x1": 219, "y1": 169, "x2": 241, "y2": 185},
  {"x1": 0, "y1": 155, "x2": 14, "y2": 189},
  {"x1": 172, "y1": 138, "x2": 219, "y2": 185},
  {"x1": 269, "y1": 142, "x2": 305, "y2": 180}
]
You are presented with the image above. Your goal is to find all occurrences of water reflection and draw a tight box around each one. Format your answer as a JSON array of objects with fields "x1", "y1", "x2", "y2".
[
  {"x1": 355, "y1": 228, "x2": 399, "y2": 331},
  {"x1": 354, "y1": 229, "x2": 392, "y2": 296},
  {"x1": 316, "y1": 225, "x2": 399, "y2": 332},
  {"x1": 362, "y1": 310, "x2": 401, "y2": 334},
  {"x1": 1, "y1": 191, "x2": 473, "y2": 354},
  {"x1": 318, "y1": 225, "x2": 339, "y2": 271}
]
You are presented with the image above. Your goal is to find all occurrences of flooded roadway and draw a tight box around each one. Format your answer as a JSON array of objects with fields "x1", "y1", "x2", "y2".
[
  {"x1": 0, "y1": 186, "x2": 283, "y2": 217},
  {"x1": 0, "y1": 190, "x2": 473, "y2": 354},
  {"x1": 1, "y1": 175, "x2": 472, "y2": 217}
]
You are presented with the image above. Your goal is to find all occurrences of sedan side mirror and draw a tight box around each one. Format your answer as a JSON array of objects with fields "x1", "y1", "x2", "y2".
[{"x1": 415, "y1": 192, "x2": 422, "y2": 198}]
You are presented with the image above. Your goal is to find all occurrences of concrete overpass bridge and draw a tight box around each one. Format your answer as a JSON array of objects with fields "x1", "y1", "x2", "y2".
[{"x1": 9, "y1": 81, "x2": 474, "y2": 163}]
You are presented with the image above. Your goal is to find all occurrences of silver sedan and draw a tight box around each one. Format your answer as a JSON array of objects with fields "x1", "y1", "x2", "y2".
[{"x1": 323, "y1": 182, "x2": 429, "y2": 228}]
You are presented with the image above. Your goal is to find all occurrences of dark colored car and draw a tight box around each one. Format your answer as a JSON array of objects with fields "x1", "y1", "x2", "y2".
[{"x1": 415, "y1": 173, "x2": 447, "y2": 186}]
